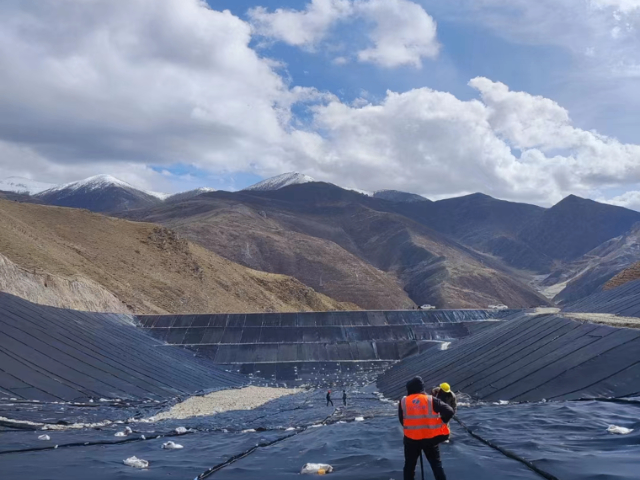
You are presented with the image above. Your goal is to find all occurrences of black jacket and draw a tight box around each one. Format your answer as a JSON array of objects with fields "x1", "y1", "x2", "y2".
[
  {"x1": 432, "y1": 387, "x2": 457, "y2": 412},
  {"x1": 398, "y1": 394, "x2": 455, "y2": 426}
]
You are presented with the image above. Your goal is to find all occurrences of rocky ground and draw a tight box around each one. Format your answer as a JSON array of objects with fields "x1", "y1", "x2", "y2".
[
  {"x1": 154, "y1": 387, "x2": 302, "y2": 421},
  {"x1": 561, "y1": 312, "x2": 640, "y2": 329}
]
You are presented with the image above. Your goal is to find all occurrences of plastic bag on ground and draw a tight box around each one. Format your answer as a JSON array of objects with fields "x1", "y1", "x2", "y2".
[
  {"x1": 301, "y1": 463, "x2": 334, "y2": 475},
  {"x1": 175, "y1": 427, "x2": 188, "y2": 434},
  {"x1": 38, "y1": 434, "x2": 50, "y2": 441},
  {"x1": 607, "y1": 425, "x2": 634, "y2": 435},
  {"x1": 354, "y1": 417, "x2": 364, "y2": 422},
  {"x1": 123, "y1": 456, "x2": 149, "y2": 468},
  {"x1": 162, "y1": 441, "x2": 184, "y2": 449}
]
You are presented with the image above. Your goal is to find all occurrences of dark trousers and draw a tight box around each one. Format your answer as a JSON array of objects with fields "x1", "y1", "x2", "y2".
[
  {"x1": 327, "y1": 399, "x2": 333, "y2": 406},
  {"x1": 403, "y1": 436, "x2": 448, "y2": 480},
  {"x1": 343, "y1": 398, "x2": 347, "y2": 406}
]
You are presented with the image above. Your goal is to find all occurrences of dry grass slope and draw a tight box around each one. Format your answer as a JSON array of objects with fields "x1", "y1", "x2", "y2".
[
  {"x1": 0, "y1": 200, "x2": 354, "y2": 314},
  {"x1": 604, "y1": 262, "x2": 640, "y2": 290}
]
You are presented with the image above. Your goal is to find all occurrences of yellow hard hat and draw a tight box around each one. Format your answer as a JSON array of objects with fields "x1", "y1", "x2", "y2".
[{"x1": 440, "y1": 382, "x2": 451, "y2": 393}]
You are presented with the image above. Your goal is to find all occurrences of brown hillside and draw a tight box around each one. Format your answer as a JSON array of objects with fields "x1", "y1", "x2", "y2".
[
  {"x1": 0, "y1": 200, "x2": 354, "y2": 314},
  {"x1": 125, "y1": 184, "x2": 550, "y2": 309},
  {"x1": 604, "y1": 262, "x2": 640, "y2": 290}
]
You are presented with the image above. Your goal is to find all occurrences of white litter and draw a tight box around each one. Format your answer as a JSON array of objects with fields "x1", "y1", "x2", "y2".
[
  {"x1": 286, "y1": 427, "x2": 296, "y2": 431},
  {"x1": 140, "y1": 435, "x2": 146, "y2": 440},
  {"x1": 123, "y1": 456, "x2": 149, "y2": 469},
  {"x1": 242, "y1": 429, "x2": 256, "y2": 433},
  {"x1": 607, "y1": 425, "x2": 634, "y2": 435},
  {"x1": 440, "y1": 342, "x2": 451, "y2": 351},
  {"x1": 310, "y1": 424, "x2": 324, "y2": 428},
  {"x1": 301, "y1": 463, "x2": 334, "y2": 475},
  {"x1": 38, "y1": 434, "x2": 50, "y2": 441},
  {"x1": 175, "y1": 427, "x2": 188, "y2": 435},
  {"x1": 115, "y1": 426, "x2": 133, "y2": 437},
  {"x1": 162, "y1": 441, "x2": 184, "y2": 449},
  {"x1": 355, "y1": 417, "x2": 365, "y2": 422},
  {"x1": 494, "y1": 400, "x2": 509, "y2": 405}
]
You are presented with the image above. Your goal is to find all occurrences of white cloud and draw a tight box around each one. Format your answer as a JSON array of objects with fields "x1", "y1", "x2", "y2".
[
  {"x1": 0, "y1": 0, "x2": 317, "y2": 187},
  {"x1": 602, "y1": 191, "x2": 640, "y2": 211},
  {"x1": 249, "y1": 0, "x2": 439, "y2": 68},
  {"x1": 249, "y1": 0, "x2": 352, "y2": 47},
  {"x1": 592, "y1": 0, "x2": 640, "y2": 14},
  {"x1": 288, "y1": 78, "x2": 640, "y2": 206},
  {"x1": 355, "y1": 0, "x2": 439, "y2": 68},
  {"x1": 1, "y1": 1, "x2": 640, "y2": 209}
]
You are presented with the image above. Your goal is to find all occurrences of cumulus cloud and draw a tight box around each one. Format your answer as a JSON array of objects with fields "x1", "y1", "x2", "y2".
[
  {"x1": 1, "y1": 1, "x2": 640, "y2": 209},
  {"x1": 0, "y1": 0, "x2": 316, "y2": 187},
  {"x1": 292, "y1": 78, "x2": 640, "y2": 206},
  {"x1": 249, "y1": 0, "x2": 439, "y2": 67},
  {"x1": 249, "y1": 0, "x2": 352, "y2": 47}
]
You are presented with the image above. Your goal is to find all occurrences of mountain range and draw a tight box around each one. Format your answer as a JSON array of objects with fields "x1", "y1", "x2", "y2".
[{"x1": 2, "y1": 171, "x2": 640, "y2": 310}]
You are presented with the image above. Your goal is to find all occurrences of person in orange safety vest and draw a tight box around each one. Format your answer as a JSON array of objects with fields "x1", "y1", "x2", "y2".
[{"x1": 398, "y1": 376, "x2": 454, "y2": 480}]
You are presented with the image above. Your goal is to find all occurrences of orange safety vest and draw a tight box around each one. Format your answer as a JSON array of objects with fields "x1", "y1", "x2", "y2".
[{"x1": 401, "y1": 394, "x2": 450, "y2": 440}]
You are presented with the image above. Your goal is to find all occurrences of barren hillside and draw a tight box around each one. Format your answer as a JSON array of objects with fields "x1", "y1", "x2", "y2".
[
  {"x1": 125, "y1": 183, "x2": 550, "y2": 309},
  {"x1": 0, "y1": 200, "x2": 353, "y2": 314}
]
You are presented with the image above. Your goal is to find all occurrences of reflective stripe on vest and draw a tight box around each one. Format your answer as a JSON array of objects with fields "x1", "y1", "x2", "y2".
[{"x1": 401, "y1": 394, "x2": 450, "y2": 440}]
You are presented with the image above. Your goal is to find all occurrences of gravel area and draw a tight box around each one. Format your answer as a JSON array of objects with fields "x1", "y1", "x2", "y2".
[
  {"x1": 154, "y1": 386, "x2": 302, "y2": 421},
  {"x1": 562, "y1": 312, "x2": 640, "y2": 329}
]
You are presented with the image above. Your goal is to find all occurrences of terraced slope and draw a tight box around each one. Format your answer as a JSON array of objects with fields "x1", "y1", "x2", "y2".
[
  {"x1": 0, "y1": 293, "x2": 245, "y2": 401},
  {"x1": 378, "y1": 312, "x2": 640, "y2": 401},
  {"x1": 137, "y1": 309, "x2": 513, "y2": 383}
]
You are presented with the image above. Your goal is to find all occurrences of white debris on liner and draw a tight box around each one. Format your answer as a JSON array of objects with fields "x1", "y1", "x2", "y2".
[
  {"x1": 162, "y1": 441, "x2": 184, "y2": 449},
  {"x1": 301, "y1": 463, "x2": 334, "y2": 475},
  {"x1": 38, "y1": 434, "x2": 50, "y2": 441},
  {"x1": 115, "y1": 426, "x2": 133, "y2": 437},
  {"x1": 286, "y1": 427, "x2": 296, "y2": 431},
  {"x1": 175, "y1": 427, "x2": 188, "y2": 435},
  {"x1": 493, "y1": 400, "x2": 509, "y2": 405},
  {"x1": 152, "y1": 386, "x2": 301, "y2": 421},
  {"x1": 355, "y1": 417, "x2": 365, "y2": 422},
  {"x1": 123, "y1": 456, "x2": 149, "y2": 469},
  {"x1": 242, "y1": 429, "x2": 256, "y2": 433},
  {"x1": 43, "y1": 419, "x2": 113, "y2": 431},
  {"x1": 607, "y1": 425, "x2": 634, "y2": 435},
  {"x1": 140, "y1": 435, "x2": 146, "y2": 440},
  {"x1": 440, "y1": 342, "x2": 451, "y2": 351},
  {"x1": 310, "y1": 424, "x2": 323, "y2": 428}
]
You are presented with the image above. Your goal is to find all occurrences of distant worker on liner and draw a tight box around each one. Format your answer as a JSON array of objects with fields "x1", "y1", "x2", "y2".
[
  {"x1": 432, "y1": 383, "x2": 457, "y2": 413},
  {"x1": 399, "y1": 376, "x2": 454, "y2": 480},
  {"x1": 342, "y1": 390, "x2": 347, "y2": 406},
  {"x1": 326, "y1": 390, "x2": 334, "y2": 407}
]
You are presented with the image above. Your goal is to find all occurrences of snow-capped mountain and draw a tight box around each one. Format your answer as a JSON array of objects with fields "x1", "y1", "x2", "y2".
[
  {"x1": 373, "y1": 189, "x2": 430, "y2": 203},
  {"x1": 35, "y1": 174, "x2": 163, "y2": 213},
  {"x1": 165, "y1": 187, "x2": 216, "y2": 203},
  {"x1": 243, "y1": 172, "x2": 316, "y2": 192},
  {"x1": 0, "y1": 176, "x2": 56, "y2": 195}
]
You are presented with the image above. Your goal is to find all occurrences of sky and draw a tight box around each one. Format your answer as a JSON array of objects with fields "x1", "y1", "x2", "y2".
[{"x1": 1, "y1": 0, "x2": 640, "y2": 208}]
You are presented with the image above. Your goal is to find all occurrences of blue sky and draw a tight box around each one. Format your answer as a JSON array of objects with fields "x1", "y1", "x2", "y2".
[{"x1": 1, "y1": 0, "x2": 640, "y2": 208}]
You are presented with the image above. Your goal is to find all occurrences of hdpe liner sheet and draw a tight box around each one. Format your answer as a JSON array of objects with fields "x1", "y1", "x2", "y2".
[
  {"x1": 0, "y1": 293, "x2": 245, "y2": 401},
  {"x1": 378, "y1": 313, "x2": 640, "y2": 402},
  {"x1": 2, "y1": 390, "x2": 639, "y2": 479},
  {"x1": 564, "y1": 279, "x2": 640, "y2": 317}
]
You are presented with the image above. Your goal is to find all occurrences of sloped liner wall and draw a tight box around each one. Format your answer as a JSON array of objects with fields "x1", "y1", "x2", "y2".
[
  {"x1": 377, "y1": 313, "x2": 640, "y2": 402},
  {"x1": 0, "y1": 293, "x2": 245, "y2": 402},
  {"x1": 137, "y1": 310, "x2": 514, "y2": 382},
  {"x1": 563, "y1": 279, "x2": 640, "y2": 317}
]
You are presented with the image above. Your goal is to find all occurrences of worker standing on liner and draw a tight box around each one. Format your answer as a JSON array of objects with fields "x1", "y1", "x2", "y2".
[
  {"x1": 342, "y1": 390, "x2": 347, "y2": 406},
  {"x1": 399, "y1": 376, "x2": 454, "y2": 480},
  {"x1": 432, "y1": 383, "x2": 457, "y2": 412},
  {"x1": 326, "y1": 390, "x2": 334, "y2": 407}
]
